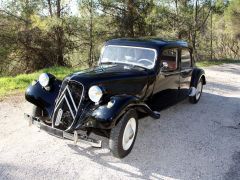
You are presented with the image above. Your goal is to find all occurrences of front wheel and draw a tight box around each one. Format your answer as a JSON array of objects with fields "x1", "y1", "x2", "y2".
[{"x1": 109, "y1": 109, "x2": 138, "y2": 158}]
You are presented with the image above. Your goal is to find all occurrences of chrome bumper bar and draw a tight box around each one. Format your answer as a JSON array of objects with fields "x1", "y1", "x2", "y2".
[{"x1": 24, "y1": 113, "x2": 102, "y2": 148}]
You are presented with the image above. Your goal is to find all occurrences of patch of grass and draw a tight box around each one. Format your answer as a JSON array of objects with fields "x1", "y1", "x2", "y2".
[
  {"x1": 0, "y1": 66, "x2": 83, "y2": 99},
  {"x1": 1, "y1": 59, "x2": 239, "y2": 99},
  {"x1": 196, "y1": 59, "x2": 240, "y2": 67}
]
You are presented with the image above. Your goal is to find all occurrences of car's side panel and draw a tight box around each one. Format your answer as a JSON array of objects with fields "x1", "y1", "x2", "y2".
[
  {"x1": 180, "y1": 69, "x2": 192, "y2": 88},
  {"x1": 151, "y1": 48, "x2": 181, "y2": 107},
  {"x1": 179, "y1": 48, "x2": 193, "y2": 96},
  {"x1": 150, "y1": 72, "x2": 180, "y2": 109},
  {"x1": 154, "y1": 71, "x2": 180, "y2": 94},
  {"x1": 143, "y1": 72, "x2": 156, "y2": 100},
  {"x1": 25, "y1": 80, "x2": 61, "y2": 116}
]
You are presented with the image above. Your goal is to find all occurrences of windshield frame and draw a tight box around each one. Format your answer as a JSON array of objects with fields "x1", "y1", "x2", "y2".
[{"x1": 99, "y1": 45, "x2": 158, "y2": 69}]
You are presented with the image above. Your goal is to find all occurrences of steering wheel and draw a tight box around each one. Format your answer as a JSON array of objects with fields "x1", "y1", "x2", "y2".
[{"x1": 137, "y1": 59, "x2": 153, "y2": 66}]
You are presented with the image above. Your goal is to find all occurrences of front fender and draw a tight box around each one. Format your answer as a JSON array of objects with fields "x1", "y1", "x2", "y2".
[
  {"x1": 25, "y1": 80, "x2": 61, "y2": 116},
  {"x1": 83, "y1": 95, "x2": 160, "y2": 129}
]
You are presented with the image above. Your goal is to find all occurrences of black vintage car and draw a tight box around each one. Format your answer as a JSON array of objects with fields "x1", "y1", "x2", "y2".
[{"x1": 25, "y1": 38, "x2": 206, "y2": 158}]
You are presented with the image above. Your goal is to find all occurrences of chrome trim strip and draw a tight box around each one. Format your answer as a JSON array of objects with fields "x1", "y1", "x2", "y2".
[
  {"x1": 68, "y1": 80, "x2": 85, "y2": 110},
  {"x1": 64, "y1": 95, "x2": 75, "y2": 118},
  {"x1": 55, "y1": 86, "x2": 68, "y2": 107},
  {"x1": 66, "y1": 87, "x2": 77, "y2": 111}
]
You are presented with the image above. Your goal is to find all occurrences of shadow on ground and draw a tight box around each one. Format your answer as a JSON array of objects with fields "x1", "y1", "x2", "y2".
[
  {"x1": 66, "y1": 91, "x2": 240, "y2": 180},
  {"x1": 224, "y1": 151, "x2": 240, "y2": 180}
]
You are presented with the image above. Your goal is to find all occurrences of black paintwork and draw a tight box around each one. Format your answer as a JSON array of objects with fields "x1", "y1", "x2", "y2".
[
  {"x1": 67, "y1": 64, "x2": 150, "y2": 99},
  {"x1": 26, "y1": 80, "x2": 61, "y2": 116},
  {"x1": 25, "y1": 38, "x2": 206, "y2": 133}
]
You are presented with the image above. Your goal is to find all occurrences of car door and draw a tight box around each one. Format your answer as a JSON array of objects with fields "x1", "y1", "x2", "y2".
[
  {"x1": 179, "y1": 48, "x2": 193, "y2": 97},
  {"x1": 151, "y1": 48, "x2": 181, "y2": 109}
]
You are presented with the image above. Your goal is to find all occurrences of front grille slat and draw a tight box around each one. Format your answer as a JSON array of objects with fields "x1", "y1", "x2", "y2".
[{"x1": 52, "y1": 81, "x2": 84, "y2": 130}]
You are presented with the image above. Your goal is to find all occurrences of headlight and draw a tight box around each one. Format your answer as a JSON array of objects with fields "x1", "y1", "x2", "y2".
[
  {"x1": 88, "y1": 86, "x2": 103, "y2": 103},
  {"x1": 39, "y1": 73, "x2": 50, "y2": 87}
]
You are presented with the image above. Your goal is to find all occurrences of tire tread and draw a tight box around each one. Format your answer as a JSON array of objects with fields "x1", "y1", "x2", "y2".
[{"x1": 109, "y1": 109, "x2": 138, "y2": 158}]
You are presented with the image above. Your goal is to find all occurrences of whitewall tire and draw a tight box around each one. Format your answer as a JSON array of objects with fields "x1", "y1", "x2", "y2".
[
  {"x1": 189, "y1": 78, "x2": 203, "y2": 104},
  {"x1": 109, "y1": 109, "x2": 138, "y2": 158}
]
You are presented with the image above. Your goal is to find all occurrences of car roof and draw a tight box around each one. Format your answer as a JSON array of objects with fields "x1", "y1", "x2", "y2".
[{"x1": 105, "y1": 38, "x2": 191, "y2": 50}]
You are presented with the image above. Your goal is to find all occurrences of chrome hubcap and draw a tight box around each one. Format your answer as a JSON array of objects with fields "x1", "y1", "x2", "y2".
[{"x1": 122, "y1": 117, "x2": 136, "y2": 150}]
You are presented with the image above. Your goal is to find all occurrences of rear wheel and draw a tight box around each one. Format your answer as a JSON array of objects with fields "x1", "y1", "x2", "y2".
[
  {"x1": 189, "y1": 78, "x2": 203, "y2": 104},
  {"x1": 109, "y1": 109, "x2": 138, "y2": 158}
]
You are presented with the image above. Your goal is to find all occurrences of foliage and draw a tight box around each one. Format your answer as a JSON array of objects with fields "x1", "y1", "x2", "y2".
[
  {"x1": 196, "y1": 59, "x2": 240, "y2": 67},
  {"x1": 1, "y1": 59, "x2": 239, "y2": 99},
  {"x1": 225, "y1": 0, "x2": 240, "y2": 39},
  {"x1": 0, "y1": 0, "x2": 239, "y2": 77}
]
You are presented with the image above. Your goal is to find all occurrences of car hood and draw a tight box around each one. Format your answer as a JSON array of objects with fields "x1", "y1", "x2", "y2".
[{"x1": 65, "y1": 64, "x2": 150, "y2": 98}]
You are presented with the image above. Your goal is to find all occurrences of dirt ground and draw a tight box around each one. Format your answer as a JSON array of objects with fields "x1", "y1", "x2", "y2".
[{"x1": 0, "y1": 64, "x2": 240, "y2": 180}]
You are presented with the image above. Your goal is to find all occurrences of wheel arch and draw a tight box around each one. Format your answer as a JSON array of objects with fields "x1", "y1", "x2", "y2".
[
  {"x1": 190, "y1": 68, "x2": 206, "y2": 87},
  {"x1": 85, "y1": 95, "x2": 160, "y2": 129},
  {"x1": 112, "y1": 96, "x2": 160, "y2": 126}
]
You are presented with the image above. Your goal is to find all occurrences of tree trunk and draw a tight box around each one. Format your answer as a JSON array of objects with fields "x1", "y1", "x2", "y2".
[
  {"x1": 88, "y1": 0, "x2": 94, "y2": 67},
  {"x1": 210, "y1": 1, "x2": 213, "y2": 60},
  {"x1": 126, "y1": 0, "x2": 135, "y2": 37},
  {"x1": 56, "y1": 0, "x2": 61, "y2": 18},
  {"x1": 47, "y1": 0, "x2": 53, "y2": 17},
  {"x1": 55, "y1": 0, "x2": 65, "y2": 66},
  {"x1": 192, "y1": 0, "x2": 198, "y2": 61},
  {"x1": 24, "y1": 0, "x2": 32, "y2": 71}
]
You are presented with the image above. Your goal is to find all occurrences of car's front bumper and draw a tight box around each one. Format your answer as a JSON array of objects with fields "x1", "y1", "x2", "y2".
[{"x1": 24, "y1": 113, "x2": 102, "y2": 148}]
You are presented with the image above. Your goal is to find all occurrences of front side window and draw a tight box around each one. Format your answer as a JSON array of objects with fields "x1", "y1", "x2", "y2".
[
  {"x1": 161, "y1": 48, "x2": 178, "y2": 71},
  {"x1": 181, "y1": 49, "x2": 191, "y2": 69},
  {"x1": 100, "y1": 45, "x2": 157, "y2": 69}
]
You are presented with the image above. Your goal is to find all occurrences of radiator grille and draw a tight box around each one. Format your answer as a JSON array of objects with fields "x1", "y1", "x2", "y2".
[{"x1": 52, "y1": 81, "x2": 84, "y2": 130}]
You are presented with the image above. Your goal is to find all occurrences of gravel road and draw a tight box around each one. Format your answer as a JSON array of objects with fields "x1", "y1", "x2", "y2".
[{"x1": 0, "y1": 64, "x2": 240, "y2": 180}]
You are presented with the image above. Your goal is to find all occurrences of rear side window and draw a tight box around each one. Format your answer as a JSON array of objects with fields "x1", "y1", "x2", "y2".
[
  {"x1": 181, "y1": 49, "x2": 191, "y2": 69},
  {"x1": 161, "y1": 48, "x2": 178, "y2": 71}
]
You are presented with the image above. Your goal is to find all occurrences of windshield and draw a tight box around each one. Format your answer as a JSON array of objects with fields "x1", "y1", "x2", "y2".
[{"x1": 100, "y1": 45, "x2": 157, "y2": 69}]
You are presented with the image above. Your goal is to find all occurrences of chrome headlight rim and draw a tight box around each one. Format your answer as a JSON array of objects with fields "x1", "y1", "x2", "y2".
[
  {"x1": 39, "y1": 73, "x2": 50, "y2": 87},
  {"x1": 88, "y1": 85, "x2": 103, "y2": 103}
]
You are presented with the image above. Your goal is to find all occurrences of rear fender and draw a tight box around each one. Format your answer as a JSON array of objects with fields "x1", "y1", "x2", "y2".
[{"x1": 190, "y1": 68, "x2": 206, "y2": 87}]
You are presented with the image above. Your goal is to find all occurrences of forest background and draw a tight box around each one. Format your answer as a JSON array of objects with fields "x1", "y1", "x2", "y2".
[{"x1": 0, "y1": 0, "x2": 239, "y2": 76}]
